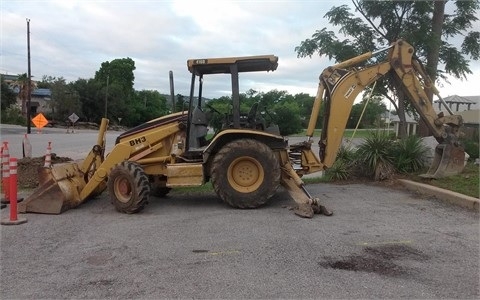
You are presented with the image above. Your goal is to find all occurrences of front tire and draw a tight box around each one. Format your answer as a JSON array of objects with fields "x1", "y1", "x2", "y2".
[
  {"x1": 211, "y1": 139, "x2": 280, "y2": 208},
  {"x1": 108, "y1": 161, "x2": 151, "y2": 214}
]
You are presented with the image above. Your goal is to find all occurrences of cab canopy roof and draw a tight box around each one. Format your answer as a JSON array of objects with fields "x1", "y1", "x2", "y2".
[{"x1": 187, "y1": 55, "x2": 278, "y2": 75}]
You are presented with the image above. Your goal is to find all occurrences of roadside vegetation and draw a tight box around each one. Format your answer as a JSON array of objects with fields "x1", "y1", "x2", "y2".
[
  {"x1": 410, "y1": 163, "x2": 479, "y2": 198},
  {"x1": 317, "y1": 131, "x2": 479, "y2": 198}
]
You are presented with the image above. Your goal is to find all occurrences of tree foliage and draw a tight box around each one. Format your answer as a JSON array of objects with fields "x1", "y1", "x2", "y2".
[
  {"x1": 38, "y1": 76, "x2": 82, "y2": 122},
  {"x1": 70, "y1": 78, "x2": 102, "y2": 122},
  {"x1": 10, "y1": 73, "x2": 37, "y2": 116},
  {"x1": 296, "y1": 1, "x2": 479, "y2": 77},
  {"x1": 26, "y1": 57, "x2": 167, "y2": 127},
  {"x1": 95, "y1": 57, "x2": 136, "y2": 94},
  {"x1": 123, "y1": 90, "x2": 169, "y2": 126},
  {"x1": 94, "y1": 57, "x2": 136, "y2": 121},
  {"x1": 206, "y1": 89, "x2": 384, "y2": 135},
  {"x1": 0, "y1": 75, "x2": 17, "y2": 111}
]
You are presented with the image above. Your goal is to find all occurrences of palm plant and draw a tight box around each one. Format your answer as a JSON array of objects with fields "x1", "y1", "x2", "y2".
[
  {"x1": 12, "y1": 73, "x2": 37, "y2": 116},
  {"x1": 392, "y1": 135, "x2": 430, "y2": 173},
  {"x1": 325, "y1": 159, "x2": 351, "y2": 181},
  {"x1": 325, "y1": 145, "x2": 357, "y2": 181},
  {"x1": 356, "y1": 131, "x2": 395, "y2": 180}
]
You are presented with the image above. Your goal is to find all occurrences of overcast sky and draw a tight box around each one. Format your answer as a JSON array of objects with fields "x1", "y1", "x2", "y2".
[{"x1": 1, "y1": 0, "x2": 479, "y2": 100}]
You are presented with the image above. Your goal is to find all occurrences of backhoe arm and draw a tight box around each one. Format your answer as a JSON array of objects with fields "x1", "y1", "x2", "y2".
[
  {"x1": 282, "y1": 39, "x2": 466, "y2": 218},
  {"x1": 304, "y1": 39, "x2": 464, "y2": 174}
]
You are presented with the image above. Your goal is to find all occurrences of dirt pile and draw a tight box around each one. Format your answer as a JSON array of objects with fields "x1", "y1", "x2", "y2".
[{"x1": 16, "y1": 155, "x2": 73, "y2": 188}]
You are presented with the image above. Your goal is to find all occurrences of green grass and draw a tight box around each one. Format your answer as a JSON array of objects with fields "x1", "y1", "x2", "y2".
[
  {"x1": 302, "y1": 163, "x2": 479, "y2": 199},
  {"x1": 170, "y1": 182, "x2": 214, "y2": 195},
  {"x1": 411, "y1": 162, "x2": 479, "y2": 198}
]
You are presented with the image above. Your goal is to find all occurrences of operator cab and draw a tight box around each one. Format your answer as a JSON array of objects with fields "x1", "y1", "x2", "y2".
[{"x1": 185, "y1": 55, "x2": 279, "y2": 152}]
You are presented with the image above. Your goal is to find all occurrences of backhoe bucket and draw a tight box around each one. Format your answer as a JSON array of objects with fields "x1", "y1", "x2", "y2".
[
  {"x1": 421, "y1": 144, "x2": 466, "y2": 179},
  {"x1": 19, "y1": 162, "x2": 87, "y2": 214}
]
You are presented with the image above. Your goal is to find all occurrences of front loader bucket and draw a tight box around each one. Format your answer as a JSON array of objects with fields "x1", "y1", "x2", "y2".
[
  {"x1": 421, "y1": 144, "x2": 466, "y2": 179},
  {"x1": 19, "y1": 162, "x2": 88, "y2": 214}
]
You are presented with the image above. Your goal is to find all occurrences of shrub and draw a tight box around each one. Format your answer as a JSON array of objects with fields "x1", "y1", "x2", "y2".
[
  {"x1": 325, "y1": 145, "x2": 357, "y2": 181},
  {"x1": 336, "y1": 144, "x2": 357, "y2": 162},
  {"x1": 461, "y1": 132, "x2": 479, "y2": 161},
  {"x1": 325, "y1": 145, "x2": 356, "y2": 181},
  {"x1": 1, "y1": 106, "x2": 26, "y2": 125},
  {"x1": 356, "y1": 131, "x2": 395, "y2": 180},
  {"x1": 325, "y1": 159, "x2": 350, "y2": 181},
  {"x1": 392, "y1": 135, "x2": 430, "y2": 173}
]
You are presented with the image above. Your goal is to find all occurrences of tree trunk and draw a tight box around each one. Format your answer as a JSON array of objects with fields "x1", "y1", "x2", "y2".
[
  {"x1": 21, "y1": 96, "x2": 27, "y2": 116},
  {"x1": 396, "y1": 88, "x2": 407, "y2": 139},
  {"x1": 419, "y1": 0, "x2": 445, "y2": 137},
  {"x1": 390, "y1": 75, "x2": 408, "y2": 138}
]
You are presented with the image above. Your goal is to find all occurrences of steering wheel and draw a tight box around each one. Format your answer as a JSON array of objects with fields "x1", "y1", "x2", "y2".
[
  {"x1": 206, "y1": 103, "x2": 222, "y2": 115},
  {"x1": 247, "y1": 102, "x2": 259, "y2": 122}
]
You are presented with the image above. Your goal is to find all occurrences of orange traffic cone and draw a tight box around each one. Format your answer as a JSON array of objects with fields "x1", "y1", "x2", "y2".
[
  {"x1": 1, "y1": 142, "x2": 10, "y2": 204},
  {"x1": 1, "y1": 157, "x2": 27, "y2": 225}
]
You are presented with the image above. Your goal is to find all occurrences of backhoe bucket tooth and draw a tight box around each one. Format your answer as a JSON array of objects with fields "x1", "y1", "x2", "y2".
[
  {"x1": 421, "y1": 144, "x2": 465, "y2": 179},
  {"x1": 19, "y1": 162, "x2": 87, "y2": 214}
]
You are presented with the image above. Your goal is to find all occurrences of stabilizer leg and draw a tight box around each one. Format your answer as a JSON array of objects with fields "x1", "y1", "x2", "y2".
[{"x1": 279, "y1": 152, "x2": 332, "y2": 218}]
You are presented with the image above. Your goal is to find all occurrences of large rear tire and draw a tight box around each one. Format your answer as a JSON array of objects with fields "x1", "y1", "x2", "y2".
[
  {"x1": 211, "y1": 139, "x2": 280, "y2": 208},
  {"x1": 108, "y1": 161, "x2": 151, "y2": 214}
]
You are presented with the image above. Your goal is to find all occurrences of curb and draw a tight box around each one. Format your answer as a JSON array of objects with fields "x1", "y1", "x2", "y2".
[{"x1": 398, "y1": 179, "x2": 479, "y2": 212}]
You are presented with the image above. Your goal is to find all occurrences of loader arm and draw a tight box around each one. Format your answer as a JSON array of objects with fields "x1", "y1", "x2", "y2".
[
  {"x1": 19, "y1": 118, "x2": 110, "y2": 214},
  {"x1": 19, "y1": 117, "x2": 184, "y2": 214}
]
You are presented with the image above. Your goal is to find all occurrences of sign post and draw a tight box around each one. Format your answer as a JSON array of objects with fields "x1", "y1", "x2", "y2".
[{"x1": 68, "y1": 113, "x2": 79, "y2": 133}]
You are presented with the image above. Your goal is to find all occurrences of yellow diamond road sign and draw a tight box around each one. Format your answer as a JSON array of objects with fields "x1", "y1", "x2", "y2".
[{"x1": 31, "y1": 113, "x2": 49, "y2": 129}]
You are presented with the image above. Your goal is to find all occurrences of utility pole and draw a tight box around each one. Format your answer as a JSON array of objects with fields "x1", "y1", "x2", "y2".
[
  {"x1": 26, "y1": 18, "x2": 32, "y2": 134},
  {"x1": 169, "y1": 70, "x2": 175, "y2": 112}
]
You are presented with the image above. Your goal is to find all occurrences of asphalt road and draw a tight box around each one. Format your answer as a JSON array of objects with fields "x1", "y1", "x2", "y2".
[{"x1": 1, "y1": 184, "x2": 479, "y2": 299}]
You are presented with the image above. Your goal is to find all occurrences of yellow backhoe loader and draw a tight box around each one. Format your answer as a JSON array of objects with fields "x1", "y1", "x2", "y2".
[{"x1": 19, "y1": 39, "x2": 465, "y2": 218}]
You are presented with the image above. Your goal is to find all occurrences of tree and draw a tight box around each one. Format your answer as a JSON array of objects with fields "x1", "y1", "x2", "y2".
[
  {"x1": 122, "y1": 90, "x2": 169, "y2": 126},
  {"x1": 56, "y1": 88, "x2": 82, "y2": 122},
  {"x1": 38, "y1": 76, "x2": 72, "y2": 121},
  {"x1": 293, "y1": 92, "x2": 316, "y2": 128},
  {"x1": 205, "y1": 96, "x2": 231, "y2": 131},
  {"x1": 273, "y1": 100, "x2": 303, "y2": 135},
  {"x1": 296, "y1": 0, "x2": 479, "y2": 137},
  {"x1": 175, "y1": 94, "x2": 187, "y2": 112},
  {"x1": 347, "y1": 97, "x2": 387, "y2": 129},
  {"x1": 95, "y1": 57, "x2": 136, "y2": 94},
  {"x1": 11, "y1": 73, "x2": 36, "y2": 117},
  {"x1": 0, "y1": 75, "x2": 17, "y2": 111},
  {"x1": 71, "y1": 78, "x2": 102, "y2": 122},
  {"x1": 94, "y1": 58, "x2": 136, "y2": 120}
]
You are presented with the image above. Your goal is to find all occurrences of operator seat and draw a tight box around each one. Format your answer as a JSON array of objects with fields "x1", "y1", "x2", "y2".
[{"x1": 188, "y1": 106, "x2": 209, "y2": 149}]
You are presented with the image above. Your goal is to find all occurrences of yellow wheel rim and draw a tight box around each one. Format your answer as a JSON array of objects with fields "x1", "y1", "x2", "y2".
[{"x1": 227, "y1": 156, "x2": 264, "y2": 193}]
